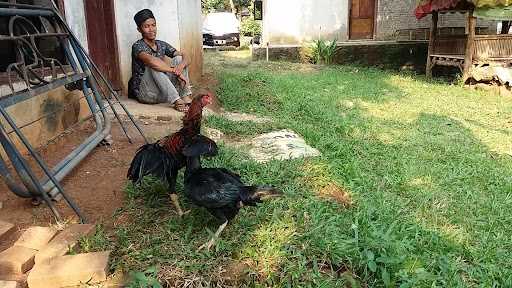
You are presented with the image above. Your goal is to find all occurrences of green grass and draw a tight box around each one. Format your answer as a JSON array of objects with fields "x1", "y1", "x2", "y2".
[
  {"x1": 204, "y1": 114, "x2": 284, "y2": 138},
  {"x1": 84, "y1": 52, "x2": 512, "y2": 287}
]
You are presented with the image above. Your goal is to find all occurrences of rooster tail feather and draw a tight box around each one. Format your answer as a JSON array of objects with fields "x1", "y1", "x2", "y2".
[
  {"x1": 240, "y1": 186, "x2": 282, "y2": 206},
  {"x1": 127, "y1": 143, "x2": 174, "y2": 183}
]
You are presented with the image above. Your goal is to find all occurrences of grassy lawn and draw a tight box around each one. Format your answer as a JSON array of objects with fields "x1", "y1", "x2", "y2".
[{"x1": 86, "y1": 51, "x2": 512, "y2": 287}]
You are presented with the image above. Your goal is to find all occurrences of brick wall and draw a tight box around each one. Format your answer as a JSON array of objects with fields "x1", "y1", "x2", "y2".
[{"x1": 375, "y1": 0, "x2": 496, "y2": 40}]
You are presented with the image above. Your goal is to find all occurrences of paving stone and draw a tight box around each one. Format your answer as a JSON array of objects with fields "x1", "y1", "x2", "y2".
[
  {"x1": 14, "y1": 227, "x2": 58, "y2": 251},
  {"x1": 34, "y1": 224, "x2": 94, "y2": 264},
  {"x1": 0, "y1": 246, "x2": 36, "y2": 276},
  {"x1": 0, "y1": 221, "x2": 15, "y2": 242},
  {"x1": 27, "y1": 252, "x2": 110, "y2": 288}
]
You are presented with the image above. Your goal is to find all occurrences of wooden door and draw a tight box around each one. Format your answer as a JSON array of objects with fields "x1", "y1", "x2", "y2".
[
  {"x1": 84, "y1": 0, "x2": 121, "y2": 91},
  {"x1": 349, "y1": 0, "x2": 375, "y2": 40}
]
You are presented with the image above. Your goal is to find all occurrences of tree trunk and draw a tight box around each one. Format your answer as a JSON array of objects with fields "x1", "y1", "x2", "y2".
[{"x1": 501, "y1": 21, "x2": 511, "y2": 34}]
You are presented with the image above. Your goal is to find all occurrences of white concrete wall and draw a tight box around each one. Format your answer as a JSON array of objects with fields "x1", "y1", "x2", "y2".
[
  {"x1": 113, "y1": 0, "x2": 181, "y2": 95},
  {"x1": 63, "y1": 0, "x2": 89, "y2": 52},
  {"x1": 262, "y1": 0, "x2": 349, "y2": 45},
  {"x1": 177, "y1": 0, "x2": 203, "y2": 82}
]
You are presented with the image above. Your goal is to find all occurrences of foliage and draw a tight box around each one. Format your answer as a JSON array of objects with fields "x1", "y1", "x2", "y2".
[
  {"x1": 201, "y1": 0, "x2": 228, "y2": 13},
  {"x1": 240, "y1": 18, "x2": 261, "y2": 37},
  {"x1": 202, "y1": 0, "x2": 251, "y2": 14},
  {"x1": 126, "y1": 267, "x2": 162, "y2": 288},
  {"x1": 300, "y1": 39, "x2": 338, "y2": 65},
  {"x1": 97, "y1": 52, "x2": 512, "y2": 287}
]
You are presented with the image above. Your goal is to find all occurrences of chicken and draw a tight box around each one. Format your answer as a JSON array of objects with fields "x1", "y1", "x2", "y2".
[
  {"x1": 127, "y1": 91, "x2": 213, "y2": 216},
  {"x1": 182, "y1": 141, "x2": 282, "y2": 251}
]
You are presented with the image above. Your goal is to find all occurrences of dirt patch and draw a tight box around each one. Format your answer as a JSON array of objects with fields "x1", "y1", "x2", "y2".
[
  {"x1": 318, "y1": 183, "x2": 353, "y2": 207},
  {"x1": 0, "y1": 118, "x2": 178, "y2": 230},
  {"x1": 220, "y1": 260, "x2": 252, "y2": 285}
]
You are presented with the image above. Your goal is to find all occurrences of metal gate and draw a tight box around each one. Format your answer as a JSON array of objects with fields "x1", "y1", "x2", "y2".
[{"x1": 0, "y1": 2, "x2": 147, "y2": 223}]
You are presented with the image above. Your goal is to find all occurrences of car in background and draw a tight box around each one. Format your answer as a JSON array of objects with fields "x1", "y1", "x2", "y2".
[{"x1": 202, "y1": 12, "x2": 240, "y2": 47}]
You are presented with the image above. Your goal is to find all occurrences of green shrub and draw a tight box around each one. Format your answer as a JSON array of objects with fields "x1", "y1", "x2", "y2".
[
  {"x1": 300, "y1": 39, "x2": 338, "y2": 65},
  {"x1": 240, "y1": 18, "x2": 261, "y2": 37}
]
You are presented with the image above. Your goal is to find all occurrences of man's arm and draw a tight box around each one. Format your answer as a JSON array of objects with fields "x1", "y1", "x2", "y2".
[
  {"x1": 138, "y1": 52, "x2": 175, "y2": 73},
  {"x1": 173, "y1": 50, "x2": 190, "y2": 75}
]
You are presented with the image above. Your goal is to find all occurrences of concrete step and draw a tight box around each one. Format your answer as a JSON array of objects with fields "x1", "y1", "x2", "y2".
[{"x1": 27, "y1": 252, "x2": 110, "y2": 288}]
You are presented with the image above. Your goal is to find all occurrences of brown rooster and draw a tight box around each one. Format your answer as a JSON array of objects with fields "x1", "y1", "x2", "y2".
[{"x1": 127, "y1": 91, "x2": 213, "y2": 216}]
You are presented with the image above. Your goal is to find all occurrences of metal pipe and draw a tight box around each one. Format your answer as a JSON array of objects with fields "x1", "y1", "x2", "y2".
[
  {"x1": 0, "y1": 104, "x2": 85, "y2": 222},
  {"x1": 0, "y1": 121, "x2": 62, "y2": 220},
  {"x1": 0, "y1": 8, "x2": 53, "y2": 17},
  {"x1": 0, "y1": 154, "x2": 32, "y2": 198},
  {"x1": 0, "y1": 2, "x2": 52, "y2": 10},
  {"x1": 50, "y1": 4, "x2": 148, "y2": 144},
  {"x1": 41, "y1": 38, "x2": 113, "y2": 195}
]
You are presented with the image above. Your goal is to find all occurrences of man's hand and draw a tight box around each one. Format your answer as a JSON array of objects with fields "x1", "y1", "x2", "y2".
[{"x1": 175, "y1": 63, "x2": 186, "y2": 75}]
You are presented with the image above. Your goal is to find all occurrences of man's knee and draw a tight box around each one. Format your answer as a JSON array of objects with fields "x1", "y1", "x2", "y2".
[{"x1": 171, "y1": 55, "x2": 183, "y2": 66}]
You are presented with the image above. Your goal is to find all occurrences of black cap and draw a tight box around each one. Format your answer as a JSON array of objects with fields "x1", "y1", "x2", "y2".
[{"x1": 134, "y1": 9, "x2": 155, "y2": 27}]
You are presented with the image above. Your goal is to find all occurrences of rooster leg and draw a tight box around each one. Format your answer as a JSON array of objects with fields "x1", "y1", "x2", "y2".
[
  {"x1": 197, "y1": 220, "x2": 228, "y2": 251},
  {"x1": 170, "y1": 193, "x2": 189, "y2": 217}
]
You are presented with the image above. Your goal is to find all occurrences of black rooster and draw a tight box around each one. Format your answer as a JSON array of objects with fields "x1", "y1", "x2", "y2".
[
  {"x1": 127, "y1": 91, "x2": 213, "y2": 216},
  {"x1": 182, "y1": 141, "x2": 282, "y2": 251}
]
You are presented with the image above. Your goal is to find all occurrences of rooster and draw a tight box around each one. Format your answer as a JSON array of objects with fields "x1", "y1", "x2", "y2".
[
  {"x1": 127, "y1": 91, "x2": 213, "y2": 216},
  {"x1": 181, "y1": 141, "x2": 282, "y2": 251}
]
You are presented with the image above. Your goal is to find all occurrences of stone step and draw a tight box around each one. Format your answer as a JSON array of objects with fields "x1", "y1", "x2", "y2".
[
  {"x1": 14, "y1": 227, "x2": 58, "y2": 251},
  {"x1": 27, "y1": 252, "x2": 110, "y2": 288},
  {"x1": 0, "y1": 221, "x2": 15, "y2": 243},
  {"x1": 0, "y1": 246, "x2": 36, "y2": 276},
  {"x1": 34, "y1": 224, "x2": 94, "y2": 264}
]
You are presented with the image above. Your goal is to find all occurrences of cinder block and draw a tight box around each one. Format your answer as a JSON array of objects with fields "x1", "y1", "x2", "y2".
[{"x1": 27, "y1": 252, "x2": 110, "y2": 288}]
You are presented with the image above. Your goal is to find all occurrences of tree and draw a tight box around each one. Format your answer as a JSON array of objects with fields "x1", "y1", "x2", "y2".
[{"x1": 202, "y1": 0, "x2": 251, "y2": 17}]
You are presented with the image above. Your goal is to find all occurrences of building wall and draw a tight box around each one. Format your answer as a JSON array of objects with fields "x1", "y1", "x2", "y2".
[
  {"x1": 0, "y1": 85, "x2": 91, "y2": 155},
  {"x1": 262, "y1": 0, "x2": 496, "y2": 44},
  {"x1": 61, "y1": 0, "x2": 202, "y2": 96},
  {"x1": 177, "y1": 0, "x2": 204, "y2": 83},
  {"x1": 375, "y1": 0, "x2": 495, "y2": 40},
  {"x1": 262, "y1": 0, "x2": 349, "y2": 45},
  {"x1": 63, "y1": 0, "x2": 89, "y2": 52},
  {"x1": 113, "y1": 0, "x2": 181, "y2": 96}
]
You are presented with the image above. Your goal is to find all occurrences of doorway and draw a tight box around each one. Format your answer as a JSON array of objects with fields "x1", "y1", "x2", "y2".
[
  {"x1": 349, "y1": 0, "x2": 376, "y2": 40},
  {"x1": 84, "y1": 0, "x2": 122, "y2": 91}
]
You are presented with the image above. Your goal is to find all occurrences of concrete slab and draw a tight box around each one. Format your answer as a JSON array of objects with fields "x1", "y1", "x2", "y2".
[
  {"x1": 27, "y1": 252, "x2": 109, "y2": 288},
  {"x1": 0, "y1": 246, "x2": 36, "y2": 276},
  {"x1": 0, "y1": 221, "x2": 15, "y2": 243},
  {"x1": 34, "y1": 224, "x2": 94, "y2": 264},
  {"x1": 14, "y1": 227, "x2": 58, "y2": 251}
]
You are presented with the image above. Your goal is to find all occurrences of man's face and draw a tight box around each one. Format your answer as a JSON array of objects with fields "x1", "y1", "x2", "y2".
[{"x1": 138, "y1": 18, "x2": 157, "y2": 40}]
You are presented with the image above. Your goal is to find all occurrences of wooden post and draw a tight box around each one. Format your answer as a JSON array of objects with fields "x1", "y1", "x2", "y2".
[
  {"x1": 463, "y1": 10, "x2": 476, "y2": 82},
  {"x1": 426, "y1": 12, "x2": 438, "y2": 78}
]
